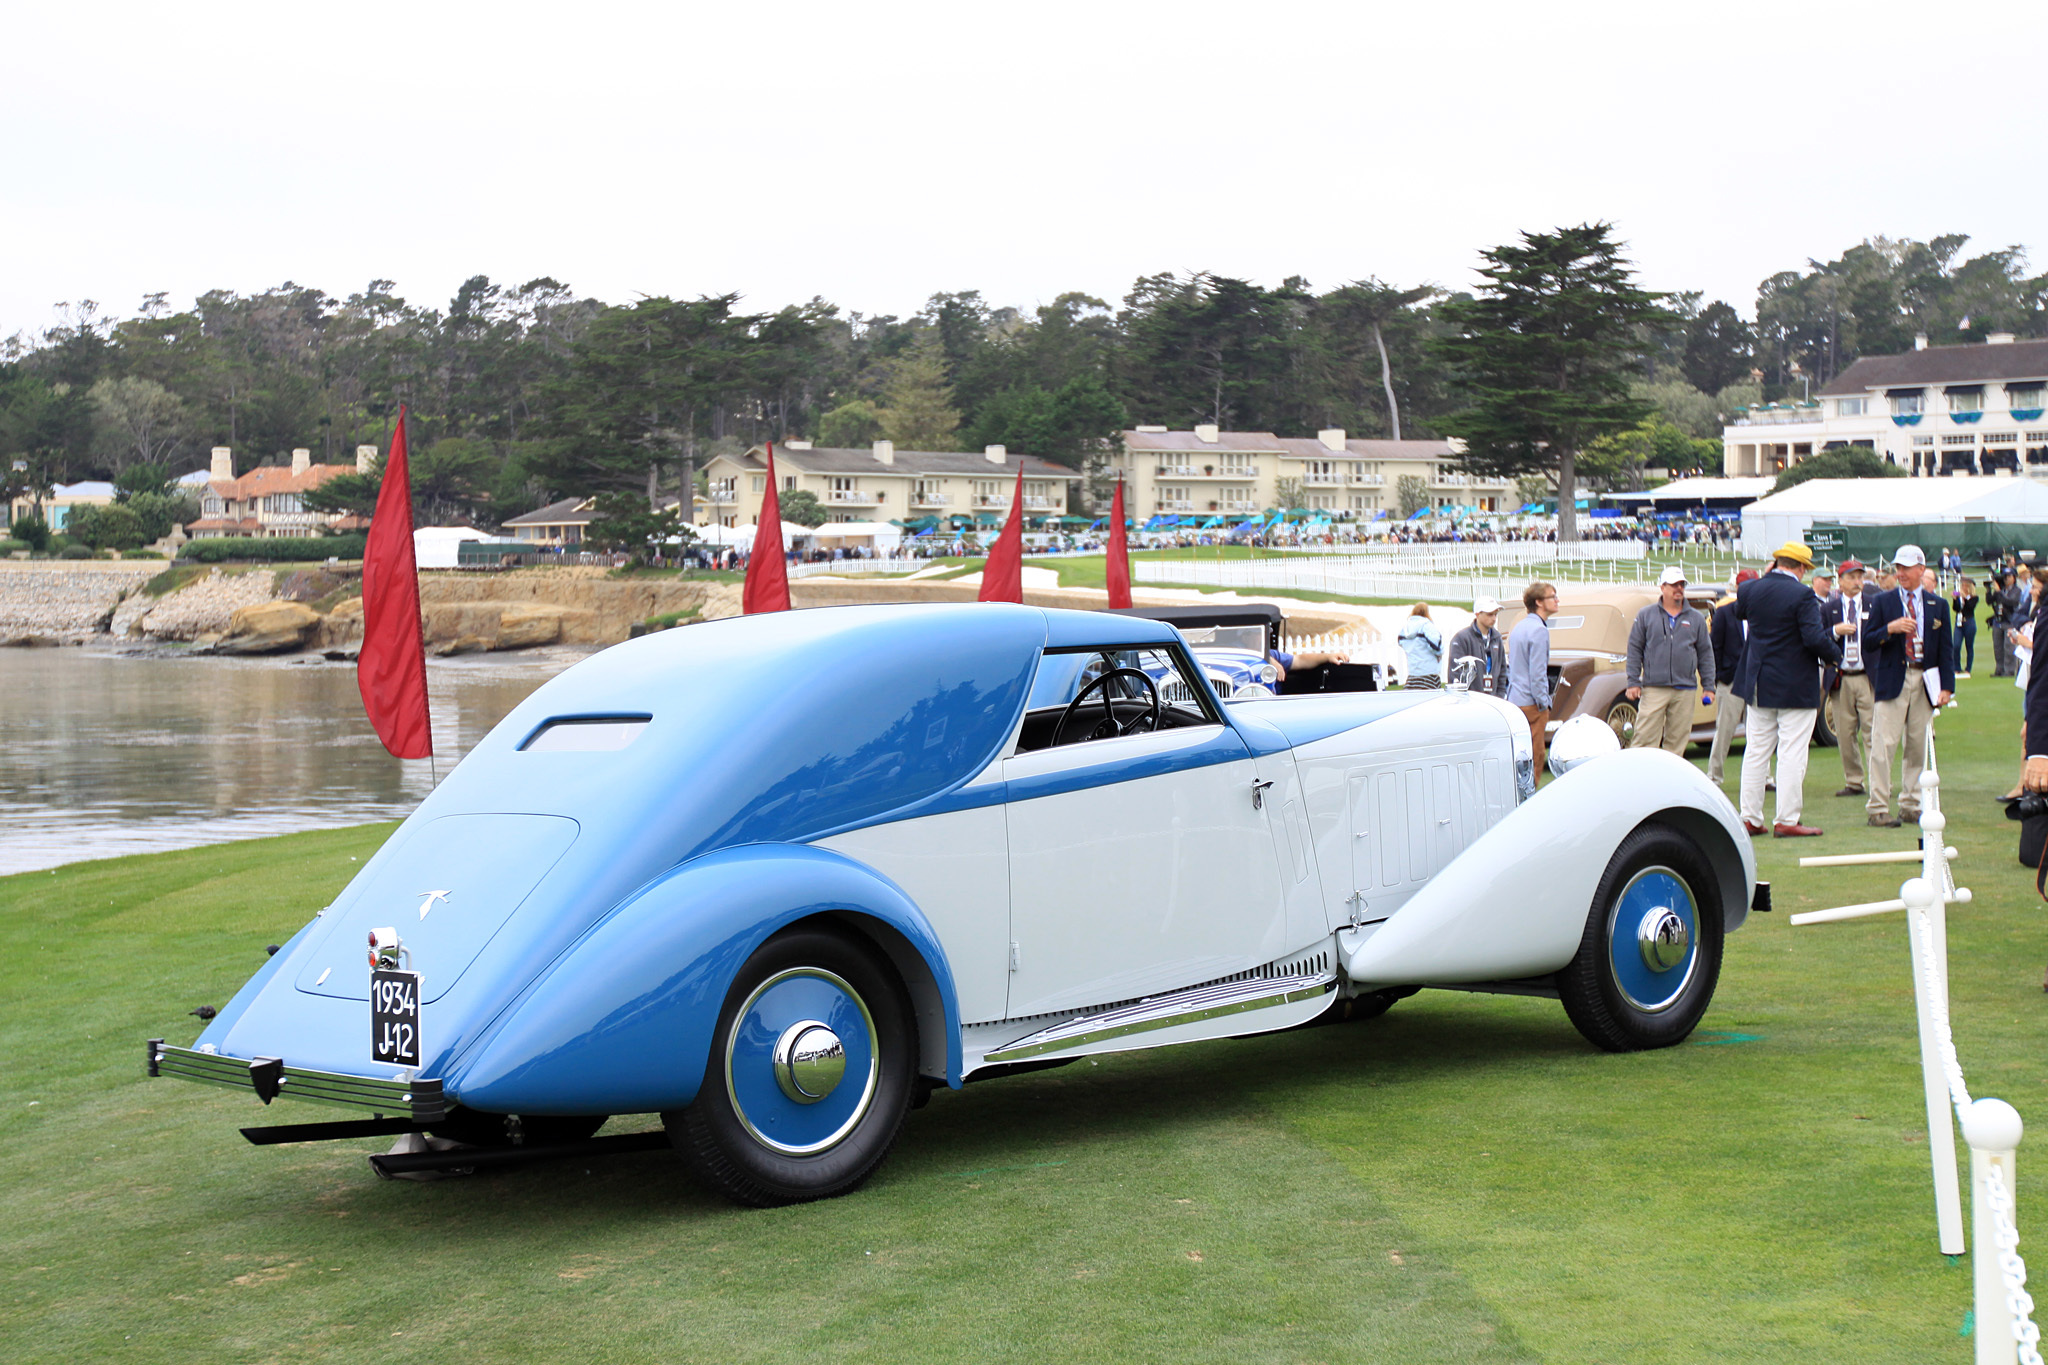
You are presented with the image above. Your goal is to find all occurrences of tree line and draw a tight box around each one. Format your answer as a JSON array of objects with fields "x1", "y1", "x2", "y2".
[{"x1": 1, "y1": 229, "x2": 2039, "y2": 541}]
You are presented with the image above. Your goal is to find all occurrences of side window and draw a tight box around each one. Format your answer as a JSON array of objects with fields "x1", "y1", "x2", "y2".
[{"x1": 1019, "y1": 645, "x2": 1219, "y2": 751}]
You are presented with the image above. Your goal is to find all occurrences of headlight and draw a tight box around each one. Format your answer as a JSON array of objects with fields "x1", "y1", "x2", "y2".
[
  {"x1": 1233, "y1": 681, "x2": 1272, "y2": 699},
  {"x1": 1548, "y1": 713, "x2": 1622, "y2": 776},
  {"x1": 1258, "y1": 663, "x2": 1279, "y2": 684}
]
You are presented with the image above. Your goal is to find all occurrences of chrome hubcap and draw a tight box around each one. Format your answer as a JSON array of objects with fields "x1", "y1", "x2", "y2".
[
  {"x1": 773, "y1": 1021, "x2": 847, "y2": 1103},
  {"x1": 1638, "y1": 906, "x2": 1689, "y2": 971}
]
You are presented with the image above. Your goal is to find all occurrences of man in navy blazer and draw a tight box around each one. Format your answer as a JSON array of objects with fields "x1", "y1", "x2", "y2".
[
  {"x1": 1735, "y1": 541, "x2": 1844, "y2": 837},
  {"x1": 1860, "y1": 544, "x2": 1955, "y2": 827}
]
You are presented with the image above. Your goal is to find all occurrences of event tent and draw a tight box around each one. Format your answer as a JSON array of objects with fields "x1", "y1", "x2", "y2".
[
  {"x1": 1609, "y1": 476, "x2": 1776, "y2": 510},
  {"x1": 804, "y1": 520, "x2": 903, "y2": 549},
  {"x1": 1738, "y1": 477, "x2": 2048, "y2": 560}
]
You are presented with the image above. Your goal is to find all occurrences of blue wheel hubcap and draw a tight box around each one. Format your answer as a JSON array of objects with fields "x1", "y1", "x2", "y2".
[
  {"x1": 724, "y1": 967, "x2": 879, "y2": 1155},
  {"x1": 1606, "y1": 867, "x2": 1698, "y2": 1013}
]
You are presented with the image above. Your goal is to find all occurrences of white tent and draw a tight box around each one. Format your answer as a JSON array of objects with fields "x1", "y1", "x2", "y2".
[
  {"x1": 1739, "y1": 477, "x2": 2048, "y2": 556},
  {"x1": 689, "y1": 523, "x2": 750, "y2": 546},
  {"x1": 412, "y1": 526, "x2": 485, "y2": 569},
  {"x1": 804, "y1": 520, "x2": 903, "y2": 549},
  {"x1": 1610, "y1": 476, "x2": 1776, "y2": 506},
  {"x1": 735, "y1": 519, "x2": 812, "y2": 550}
]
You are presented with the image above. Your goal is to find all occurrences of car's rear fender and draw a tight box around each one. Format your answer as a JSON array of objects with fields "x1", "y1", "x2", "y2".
[
  {"x1": 1341, "y1": 748, "x2": 1754, "y2": 986},
  {"x1": 443, "y1": 843, "x2": 962, "y2": 1116}
]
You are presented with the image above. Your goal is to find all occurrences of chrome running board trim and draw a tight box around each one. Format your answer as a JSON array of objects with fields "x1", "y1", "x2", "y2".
[
  {"x1": 983, "y1": 970, "x2": 1337, "y2": 1062},
  {"x1": 149, "y1": 1040, "x2": 447, "y2": 1122}
]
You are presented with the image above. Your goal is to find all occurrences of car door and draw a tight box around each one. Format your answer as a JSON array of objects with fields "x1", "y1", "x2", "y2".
[{"x1": 1002, "y1": 644, "x2": 1290, "y2": 1019}]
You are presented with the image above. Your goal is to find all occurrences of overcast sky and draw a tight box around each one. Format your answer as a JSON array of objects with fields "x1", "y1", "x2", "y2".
[{"x1": 7, "y1": 0, "x2": 2044, "y2": 341}]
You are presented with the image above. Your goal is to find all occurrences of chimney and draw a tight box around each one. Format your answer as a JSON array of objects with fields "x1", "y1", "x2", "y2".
[
  {"x1": 872, "y1": 439, "x2": 894, "y2": 465},
  {"x1": 985, "y1": 444, "x2": 1006, "y2": 464},
  {"x1": 1914, "y1": 332, "x2": 1929, "y2": 351},
  {"x1": 1135, "y1": 424, "x2": 1168, "y2": 433},
  {"x1": 1193, "y1": 424, "x2": 1219, "y2": 444},
  {"x1": 291, "y1": 448, "x2": 311, "y2": 476},
  {"x1": 356, "y1": 444, "x2": 377, "y2": 474},
  {"x1": 784, "y1": 439, "x2": 813, "y2": 449},
  {"x1": 210, "y1": 446, "x2": 233, "y2": 482},
  {"x1": 1989, "y1": 332, "x2": 2017, "y2": 345},
  {"x1": 1318, "y1": 427, "x2": 1346, "y2": 451}
]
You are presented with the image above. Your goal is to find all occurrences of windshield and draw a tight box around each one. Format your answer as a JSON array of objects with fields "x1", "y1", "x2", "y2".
[{"x1": 1175, "y1": 624, "x2": 1268, "y2": 655}]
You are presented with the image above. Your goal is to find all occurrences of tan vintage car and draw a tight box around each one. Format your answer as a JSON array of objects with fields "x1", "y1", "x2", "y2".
[{"x1": 1493, "y1": 585, "x2": 1836, "y2": 752}]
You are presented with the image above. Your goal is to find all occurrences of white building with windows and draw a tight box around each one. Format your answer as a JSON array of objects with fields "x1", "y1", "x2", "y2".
[
  {"x1": 698, "y1": 442, "x2": 1078, "y2": 529},
  {"x1": 1723, "y1": 333, "x2": 2048, "y2": 480},
  {"x1": 1109, "y1": 426, "x2": 1493, "y2": 520}
]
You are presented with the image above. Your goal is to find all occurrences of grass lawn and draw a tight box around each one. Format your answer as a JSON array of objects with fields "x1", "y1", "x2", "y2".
[{"x1": 4, "y1": 671, "x2": 2042, "y2": 1362}]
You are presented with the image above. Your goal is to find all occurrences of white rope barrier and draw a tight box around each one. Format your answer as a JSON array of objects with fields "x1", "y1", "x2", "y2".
[{"x1": 1794, "y1": 727, "x2": 2041, "y2": 1363}]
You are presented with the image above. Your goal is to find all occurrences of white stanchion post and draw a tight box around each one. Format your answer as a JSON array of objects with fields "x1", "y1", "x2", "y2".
[
  {"x1": 1904, "y1": 870, "x2": 1969, "y2": 1256},
  {"x1": 1963, "y1": 1098, "x2": 2025, "y2": 1365}
]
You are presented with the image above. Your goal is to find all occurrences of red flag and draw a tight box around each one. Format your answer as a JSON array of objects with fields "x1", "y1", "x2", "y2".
[
  {"x1": 356, "y1": 405, "x2": 431, "y2": 759},
  {"x1": 1104, "y1": 478, "x2": 1132, "y2": 608},
  {"x1": 978, "y1": 463, "x2": 1026, "y2": 603},
  {"x1": 743, "y1": 442, "x2": 791, "y2": 614}
]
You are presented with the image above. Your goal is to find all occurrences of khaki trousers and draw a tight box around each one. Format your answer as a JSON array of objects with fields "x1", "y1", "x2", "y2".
[
  {"x1": 1707, "y1": 693, "x2": 1746, "y2": 784},
  {"x1": 1832, "y1": 672, "x2": 1876, "y2": 789},
  {"x1": 1869, "y1": 668, "x2": 1934, "y2": 819},
  {"x1": 1520, "y1": 704, "x2": 1550, "y2": 777},
  {"x1": 1629, "y1": 687, "x2": 1696, "y2": 754}
]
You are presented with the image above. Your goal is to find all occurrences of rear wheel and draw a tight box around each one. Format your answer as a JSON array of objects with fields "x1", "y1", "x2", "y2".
[
  {"x1": 665, "y1": 927, "x2": 917, "y2": 1207},
  {"x1": 1557, "y1": 824, "x2": 1723, "y2": 1051}
]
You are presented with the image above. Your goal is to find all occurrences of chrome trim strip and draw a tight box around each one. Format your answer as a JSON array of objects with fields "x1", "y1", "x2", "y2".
[
  {"x1": 149, "y1": 1043, "x2": 447, "y2": 1122},
  {"x1": 984, "y1": 970, "x2": 1336, "y2": 1062}
]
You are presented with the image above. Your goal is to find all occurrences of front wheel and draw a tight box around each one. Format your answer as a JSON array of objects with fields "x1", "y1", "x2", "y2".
[
  {"x1": 665, "y1": 927, "x2": 917, "y2": 1207},
  {"x1": 1557, "y1": 824, "x2": 1724, "y2": 1051},
  {"x1": 1603, "y1": 699, "x2": 1638, "y2": 747}
]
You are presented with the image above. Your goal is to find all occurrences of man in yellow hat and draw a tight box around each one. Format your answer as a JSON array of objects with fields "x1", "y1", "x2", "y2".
[{"x1": 1733, "y1": 540, "x2": 1845, "y2": 837}]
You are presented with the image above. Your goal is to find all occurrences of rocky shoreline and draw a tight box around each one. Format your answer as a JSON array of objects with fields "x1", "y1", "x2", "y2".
[{"x1": 0, "y1": 562, "x2": 743, "y2": 656}]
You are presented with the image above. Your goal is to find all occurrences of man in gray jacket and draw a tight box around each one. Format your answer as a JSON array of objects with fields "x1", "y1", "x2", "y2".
[
  {"x1": 1625, "y1": 565, "x2": 1716, "y2": 753},
  {"x1": 1443, "y1": 595, "x2": 1508, "y2": 695}
]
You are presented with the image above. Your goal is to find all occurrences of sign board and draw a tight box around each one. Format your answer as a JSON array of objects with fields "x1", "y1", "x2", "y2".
[{"x1": 1806, "y1": 523, "x2": 1850, "y2": 555}]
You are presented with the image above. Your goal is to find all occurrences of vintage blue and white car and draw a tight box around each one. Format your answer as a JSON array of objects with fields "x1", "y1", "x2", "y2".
[{"x1": 151, "y1": 602, "x2": 1760, "y2": 1206}]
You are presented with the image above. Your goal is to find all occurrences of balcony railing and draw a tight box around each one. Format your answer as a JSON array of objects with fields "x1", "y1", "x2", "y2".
[
  {"x1": 1729, "y1": 403, "x2": 1826, "y2": 427},
  {"x1": 1022, "y1": 496, "x2": 1059, "y2": 509},
  {"x1": 911, "y1": 492, "x2": 951, "y2": 507},
  {"x1": 1222, "y1": 499, "x2": 1259, "y2": 511},
  {"x1": 1304, "y1": 474, "x2": 1341, "y2": 486},
  {"x1": 975, "y1": 495, "x2": 1010, "y2": 508},
  {"x1": 710, "y1": 489, "x2": 737, "y2": 503},
  {"x1": 1156, "y1": 465, "x2": 1201, "y2": 477},
  {"x1": 828, "y1": 490, "x2": 878, "y2": 503},
  {"x1": 1158, "y1": 500, "x2": 1194, "y2": 512},
  {"x1": 1350, "y1": 474, "x2": 1384, "y2": 486}
]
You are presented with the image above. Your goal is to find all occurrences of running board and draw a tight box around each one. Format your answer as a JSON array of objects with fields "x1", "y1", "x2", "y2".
[{"x1": 984, "y1": 970, "x2": 1337, "y2": 1063}]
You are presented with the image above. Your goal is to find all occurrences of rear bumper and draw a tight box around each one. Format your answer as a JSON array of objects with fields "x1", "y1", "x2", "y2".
[{"x1": 148, "y1": 1040, "x2": 447, "y2": 1123}]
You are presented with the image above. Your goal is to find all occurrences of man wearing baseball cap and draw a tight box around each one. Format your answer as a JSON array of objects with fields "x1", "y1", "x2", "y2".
[
  {"x1": 1624, "y1": 566, "x2": 1715, "y2": 754},
  {"x1": 1823, "y1": 559, "x2": 1880, "y2": 798},
  {"x1": 1861, "y1": 544, "x2": 1956, "y2": 827},
  {"x1": 1733, "y1": 541, "x2": 1844, "y2": 837},
  {"x1": 1444, "y1": 595, "x2": 1507, "y2": 695}
]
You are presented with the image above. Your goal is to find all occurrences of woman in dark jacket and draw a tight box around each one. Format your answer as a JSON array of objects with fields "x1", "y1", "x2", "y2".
[{"x1": 1953, "y1": 577, "x2": 1979, "y2": 677}]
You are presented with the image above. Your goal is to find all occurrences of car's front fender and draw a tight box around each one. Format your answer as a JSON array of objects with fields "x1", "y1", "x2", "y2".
[
  {"x1": 1342, "y1": 748, "x2": 1754, "y2": 986},
  {"x1": 444, "y1": 843, "x2": 962, "y2": 1115}
]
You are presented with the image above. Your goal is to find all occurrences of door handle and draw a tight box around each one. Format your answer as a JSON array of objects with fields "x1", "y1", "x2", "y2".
[{"x1": 1251, "y1": 779, "x2": 1274, "y2": 810}]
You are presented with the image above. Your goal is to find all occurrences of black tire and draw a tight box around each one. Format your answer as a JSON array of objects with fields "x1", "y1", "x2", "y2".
[
  {"x1": 1557, "y1": 823, "x2": 1724, "y2": 1051},
  {"x1": 664, "y1": 927, "x2": 917, "y2": 1207},
  {"x1": 427, "y1": 1109, "x2": 608, "y2": 1147}
]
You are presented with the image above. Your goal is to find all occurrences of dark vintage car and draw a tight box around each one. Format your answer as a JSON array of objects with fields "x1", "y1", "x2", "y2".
[{"x1": 1494, "y1": 585, "x2": 1836, "y2": 752}]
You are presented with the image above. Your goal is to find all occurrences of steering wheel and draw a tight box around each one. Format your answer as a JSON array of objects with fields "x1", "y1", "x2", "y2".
[{"x1": 1054, "y1": 667, "x2": 1162, "y2": 746}]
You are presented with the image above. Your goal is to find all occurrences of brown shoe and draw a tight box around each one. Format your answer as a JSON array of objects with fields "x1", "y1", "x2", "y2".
[
  {"x1": 1743, "y1": 819, "x2": 1767, "y2": 836},
  {"x1": 1868, "y1": 814, "x2": 1902, "y2": 828},
  {"x1": 1773, "y1": 822, "x2": 1823, "y2": 837},
  {"x1": 1836, "y1": 785, "x2": 1864, "y2": 797}
]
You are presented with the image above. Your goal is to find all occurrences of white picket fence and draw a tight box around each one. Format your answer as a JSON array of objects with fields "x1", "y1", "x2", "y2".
[
  {"x1": 1279, "y1": 627, "x2": 1404, "y2": 683},
  {"x1": 1791, "y1": 736, "x2": 2042, "y2": 1363},
  {"x1": 1138, "y1": 550, "x2": 1749, "y2": 602}
]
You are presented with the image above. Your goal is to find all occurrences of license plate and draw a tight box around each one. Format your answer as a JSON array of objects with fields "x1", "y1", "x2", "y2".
[{"x1": 370, "y1": 969, "x2": 422, "y2": 1068}]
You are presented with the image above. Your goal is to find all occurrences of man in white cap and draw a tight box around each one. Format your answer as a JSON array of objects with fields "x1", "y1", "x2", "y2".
[
  {"x1": 1862, "y1": 544, "x2": 1956, "y2": 827},
  {"x1": 1444, "y1": 595, "x2": 1508, "y2": 695},
  {"x1": 1624, "y1": 566, "x2": 1715, "y2": 753}
]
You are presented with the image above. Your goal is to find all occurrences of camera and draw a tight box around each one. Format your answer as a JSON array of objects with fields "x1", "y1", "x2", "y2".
[{"x1": 2005, "y1": 792, "x2": 2048, "y2": 822}]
